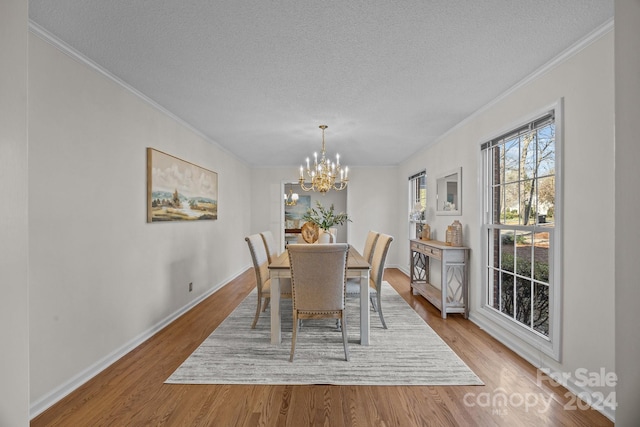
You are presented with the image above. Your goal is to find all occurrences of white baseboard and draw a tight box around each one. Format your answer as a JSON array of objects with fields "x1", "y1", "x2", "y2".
[{"x1": 29, "y1": 267, "x2": 249, "y2": 420}]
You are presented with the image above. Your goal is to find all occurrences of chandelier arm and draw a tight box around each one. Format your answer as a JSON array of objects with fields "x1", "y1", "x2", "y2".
[
  {"x1": 332, "y1": 181, "x2": 348, "y2": 191},
  {"x1": 299, "y1": 179, "x2": 314, "y2": 192}
]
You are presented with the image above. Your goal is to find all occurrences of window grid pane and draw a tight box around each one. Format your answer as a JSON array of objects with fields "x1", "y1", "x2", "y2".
[{"x1": 483, "y1": 116, "x2": 555, "y2": 339}]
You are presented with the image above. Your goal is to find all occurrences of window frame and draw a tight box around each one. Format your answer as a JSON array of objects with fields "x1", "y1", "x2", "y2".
[
  {"x1": 408, "y1": 170, "x2": 427, "y2": 239},
  {"x1": 479, "y1": 100, "x2": 563, "y2": 361}
]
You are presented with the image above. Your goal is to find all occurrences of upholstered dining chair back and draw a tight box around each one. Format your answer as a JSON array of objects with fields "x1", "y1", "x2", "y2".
[
  {"x1": 362, "y1": 231, "x2": 380, "y2": 264},
  {"x1": 287, "y1": 243, "x2": 350, "y2": 362},
  {"x1": 260, "y1": 230, "x2": 279, "y2": 264},
  {"x1": 245, "y1": 233, "x2": 291, "y2": 329}
]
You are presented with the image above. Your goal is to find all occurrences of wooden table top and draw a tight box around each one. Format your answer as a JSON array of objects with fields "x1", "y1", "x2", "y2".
[
  {"x1": 410, "y1": 238, "x2": 470, "y2": 250},
  {"x1": 268, "y1": 245, "x2": 370, "y2": 270}
]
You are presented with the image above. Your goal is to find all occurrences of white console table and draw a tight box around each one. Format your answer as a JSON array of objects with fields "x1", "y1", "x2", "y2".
[{"x1": 409, "y1": 239, "x2": 470, "y2": 318}]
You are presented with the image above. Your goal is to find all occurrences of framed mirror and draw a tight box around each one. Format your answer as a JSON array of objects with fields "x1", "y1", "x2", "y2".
[{"x1": 436, "y1": 167, "x2": 461, "y2": 215}]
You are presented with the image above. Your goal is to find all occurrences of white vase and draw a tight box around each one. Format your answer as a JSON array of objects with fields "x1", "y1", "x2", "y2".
[{"x1": 318, "y1": 229, "x2": 335, "y2": 243}]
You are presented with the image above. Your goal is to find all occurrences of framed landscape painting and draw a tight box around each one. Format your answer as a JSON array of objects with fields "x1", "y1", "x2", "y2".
[
  {"x1": 147, "y1": 148, "x2": 218, "y2": 222},
  {"x1": 285, "y1": 195, "x2": 310, "y2": 222},
  {"x1": 284, "y1": 195, "x2": 310, "y2": 230}
]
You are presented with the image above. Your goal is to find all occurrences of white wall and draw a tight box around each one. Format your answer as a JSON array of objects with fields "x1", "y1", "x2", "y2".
[
  {"x1": 400, "y1": 26, "x2": 616, "y2": 419},
  {"x1": 615, "y1": 1, "x2": 640, "y2": 425},
  {"x1": 0, "y1": 0, "x2": 30, "y2": 425},
  {"x1": 347, "y1": 167, "x2": 403, "y2": 260},
  {"x1": 250, "y1": 168, "x2": 303, "y2": 249},
  {"x1": 28, "y1": 33, "x2": 252, "y2": 414}
]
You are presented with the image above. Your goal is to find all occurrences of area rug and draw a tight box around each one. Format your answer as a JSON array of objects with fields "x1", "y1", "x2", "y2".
[{"x1": 166, "y1": 282, "x2": 483, "y2": 386}]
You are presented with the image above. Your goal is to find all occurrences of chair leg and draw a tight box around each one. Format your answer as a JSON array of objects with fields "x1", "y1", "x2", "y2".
[
  {"x1": 251, "y1": 297, "x2": 262, "y2": 329},
  {"x1": 376, "y1": 292, "x2": 387, "y2": 329},
  {"x1": 290, "y1": 311, "x2": 298, "y2": 362},
  {"x1": 341, "y1": 312, "x2": 349, "y2": 361},
  {"x1": 262, "y1": 297, "x2": 270, "y2": 312}
]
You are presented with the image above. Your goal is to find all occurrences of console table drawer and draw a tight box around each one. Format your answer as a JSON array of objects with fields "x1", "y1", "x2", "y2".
[
  {"x1": 410, "y1": 241, "x2": 424, "y2": 252},
  {"x1": 410, "y1": 240, "x2": 441, "y2": 259}
]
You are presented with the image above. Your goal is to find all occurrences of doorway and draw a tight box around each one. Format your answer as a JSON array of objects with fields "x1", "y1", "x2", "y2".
[{"x1": 280, "y1": 181, "x2": 348, "y2": 247}]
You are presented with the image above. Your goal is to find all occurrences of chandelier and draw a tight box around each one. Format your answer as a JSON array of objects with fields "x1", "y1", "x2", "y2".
[
  {"x1": 284, "y1": 188, "x2": 299, "y2": 206},
  {"x1": 298, "y1": 125, "x2": 349, "y2": 193}
]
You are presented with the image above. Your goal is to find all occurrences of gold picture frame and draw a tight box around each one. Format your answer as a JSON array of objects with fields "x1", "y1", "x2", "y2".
[{"x1": 146, "y1": 148, "x2": 218, "y2": 222}]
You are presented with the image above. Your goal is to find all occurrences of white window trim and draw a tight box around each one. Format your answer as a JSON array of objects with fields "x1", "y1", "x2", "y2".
[
  {"x1": 476, "y1": 99, "x2": 563, "y2": 362},
  {"x1": 408, "y1": 169, "x2": 427, "y2": 238}
]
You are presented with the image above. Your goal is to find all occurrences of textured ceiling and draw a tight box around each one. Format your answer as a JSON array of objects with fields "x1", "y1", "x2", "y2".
[{"x1": 28, "y1": 1, "x2": 613, "y2": 167}]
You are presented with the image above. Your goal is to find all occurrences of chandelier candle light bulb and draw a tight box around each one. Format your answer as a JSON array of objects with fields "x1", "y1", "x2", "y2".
[
  {"x1": 284, "y1": 188, "x2": 299, "y2": 206},
  {"x1": 298, "y1": 125, "x2": 349, "y2": 194}
]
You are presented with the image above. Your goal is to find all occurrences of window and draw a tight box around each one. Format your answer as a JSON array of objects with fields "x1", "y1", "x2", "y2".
[
  {"x1": 481, "y1": 103, "x2": 562, "y2": 360},
  {"x1": 408, "y1": 170, "x2": 426, "y2": 238}
]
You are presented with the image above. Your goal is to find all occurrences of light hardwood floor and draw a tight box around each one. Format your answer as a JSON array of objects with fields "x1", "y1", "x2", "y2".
[{"x1": 32, "y1": 268, "x2": 612, "y2": 426}]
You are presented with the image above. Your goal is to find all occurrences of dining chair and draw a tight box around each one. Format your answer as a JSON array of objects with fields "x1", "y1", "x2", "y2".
[
  {"x1": 287, "y1": 243, "x2": 350, "y2": 362},
  {"x1": 344, "y1": 230, "x2": 378, "y2": 305},
  {"x1": 361, "y1": 230, "x2": 380, "y2": 263},
  {"x1": 346, "y1": 233, "x2": 393, "y2": 329},
  {"x1": 260, "y1": 230, "x2": 292, "y2": 312},
  {"x1": 245, "y1": 233, "x2": 292, "y2": 328},
  {"x1": 340, "y1": 231, "x2": 379, "y2": 329},
  {"x1": 260, "y1": 230, "x2": 279, "y2": 264}
]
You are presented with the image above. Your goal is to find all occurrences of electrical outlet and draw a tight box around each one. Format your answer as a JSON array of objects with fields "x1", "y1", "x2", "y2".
[{"x1": 189, "y1": 282, "x2": 193, "y2": 292}]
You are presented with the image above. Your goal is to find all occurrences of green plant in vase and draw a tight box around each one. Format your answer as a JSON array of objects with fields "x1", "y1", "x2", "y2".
[{"x1": 302, "y1": 201, "x2": 351, "y2": 232}]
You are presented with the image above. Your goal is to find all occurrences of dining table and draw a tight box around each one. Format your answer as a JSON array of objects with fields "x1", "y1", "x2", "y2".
[{"x1": 268, "y1": 245, "x2": 372, "y2": 345}]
